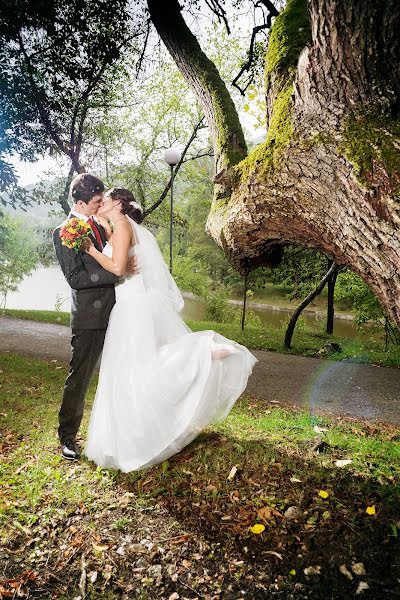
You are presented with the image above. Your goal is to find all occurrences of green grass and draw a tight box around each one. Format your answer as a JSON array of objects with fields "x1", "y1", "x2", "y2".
[
  {"x1": 2, "y1": 308, "x2": 400, "y2": 366},
  {"x1": 1, "y1": 308, "x2": 70, "y2": 326},
  {"x1": 1, "y1": 353, "x2": 399, "y2": 598}
]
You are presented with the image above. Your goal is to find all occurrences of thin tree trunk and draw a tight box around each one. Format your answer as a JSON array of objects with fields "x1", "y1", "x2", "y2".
[
  {"x1": 284, "y1": 262, "x2": 338, "y2": 349},
  {"x1": 241, "y1": 273, "x2": 248, "y2": 331},
  {"x1": 59, "y1": 163, "x2": 76, "y2": 215},
  {"x1": 326, "y1": 263, "x2": 339, "y2": 334}
]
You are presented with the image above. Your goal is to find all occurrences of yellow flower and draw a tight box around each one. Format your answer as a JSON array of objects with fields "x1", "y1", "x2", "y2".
[
  {"x1": 249, "y1": 524, "x2": 265, "y2": 534},
  {"x1": 289, "y1": 569, "x2": 296, "y2": 576},
  {"x1": 366, "y1": 505, "x2": 376, "y2": 515},
  {"x1": 318, "y1": 490, "x2": 329, "y2": 499}
]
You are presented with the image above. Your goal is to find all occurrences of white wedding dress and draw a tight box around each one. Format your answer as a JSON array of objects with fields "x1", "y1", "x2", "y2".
[{"x1": 85, "y1": 218, "x2": 257, "y2": 472}]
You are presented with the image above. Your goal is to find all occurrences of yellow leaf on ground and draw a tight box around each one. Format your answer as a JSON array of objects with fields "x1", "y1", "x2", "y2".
[
  {"x1": 249, "y1": 524, "x2": 265, "y2": 534},
  {"x1": 318, "y1": 490, "x2": 329, "y2": 499},
  {"x1": 366, "y1": 505, "x2": 376, "y2": 515}
]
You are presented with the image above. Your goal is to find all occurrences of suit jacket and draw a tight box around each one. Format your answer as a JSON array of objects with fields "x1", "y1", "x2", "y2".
[{"x1": 53, "y1": 214, "x2": 119, "y2": 330}]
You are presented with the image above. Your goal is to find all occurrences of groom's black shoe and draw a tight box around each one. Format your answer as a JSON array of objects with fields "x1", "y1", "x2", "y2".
[{"x1": 61, "y1": 439, "x2": 81, "y2": 461}]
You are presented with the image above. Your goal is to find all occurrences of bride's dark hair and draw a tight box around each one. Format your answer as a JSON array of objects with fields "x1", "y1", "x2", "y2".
[{"x1": 107, "y1": 188, "x2": 144, "y2": 223}]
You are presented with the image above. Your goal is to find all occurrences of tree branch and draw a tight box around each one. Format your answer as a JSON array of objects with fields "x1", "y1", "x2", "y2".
[
  {"x1": 182, "y1": 149, "x2": 214, "y2": 163},
  {"x1": 147, "y1": 0, "x2": 247, "y2": 177},
  {"x1": 17, "y1": 32, "x2": 71, "y2": 158},
  {"x1": 143, "y1": 117, "x2": 205, "y2": 217},
  {"x1": 204, "y1": 0, "x2": 230, "y2": 34},
  {"x1": 136, "y1": 18, "x2": 151, "y2": 77},
  {"x1": 232, "y1": 1, "x2": 279, "y2": 95}
]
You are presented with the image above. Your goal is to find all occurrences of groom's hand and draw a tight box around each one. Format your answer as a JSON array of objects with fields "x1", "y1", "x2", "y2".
[{"x1": 125, "y1": 256, "x2": 139, "y2": 275}]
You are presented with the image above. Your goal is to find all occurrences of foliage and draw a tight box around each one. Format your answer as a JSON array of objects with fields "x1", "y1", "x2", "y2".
[
  {"x1": 271, "y1": 245, "x2": 329, "y2": 299},
  {"x1": 334, "y1": 270, "x2": 384, "y2": 326},
  {"x1": 173, "y1": 256, "x2": 210, "y2": 298},
  {"x1": 0, "y1": 213, "x2": 41, "y2": 306},
  {"x1": 0, "y1": 0, "x2": 146, "y2": 202}
]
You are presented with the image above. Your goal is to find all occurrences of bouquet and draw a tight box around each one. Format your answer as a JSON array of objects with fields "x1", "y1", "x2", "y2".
[{"x1": 60, "y1": 217, "x2": 92, "y2": 251}]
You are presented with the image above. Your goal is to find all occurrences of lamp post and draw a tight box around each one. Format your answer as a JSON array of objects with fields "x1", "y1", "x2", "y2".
[{"x1": 164, "y1": 147, "x2": 181, "y2": 274}]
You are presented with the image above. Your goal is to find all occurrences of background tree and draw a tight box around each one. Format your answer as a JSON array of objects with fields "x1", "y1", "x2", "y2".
[
  {"x1": 0, "y1": 0, "x2": 146, "y2": 210},
  {"x1": 0, "y1": 213, "x2": 41, "y2": 307}
]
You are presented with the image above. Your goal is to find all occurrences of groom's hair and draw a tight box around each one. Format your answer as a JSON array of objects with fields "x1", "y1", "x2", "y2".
[{"x1": 70, "y1": 173, "x2": 105, "y2": 203}]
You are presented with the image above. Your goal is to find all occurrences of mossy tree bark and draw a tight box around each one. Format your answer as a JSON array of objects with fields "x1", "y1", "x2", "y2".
[{"x1": 148, "y1": 0, "x2": 400, "y2": 327}]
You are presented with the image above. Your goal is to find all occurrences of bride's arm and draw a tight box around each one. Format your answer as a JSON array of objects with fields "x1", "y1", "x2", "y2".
[{"x1": 86, "y1": 221, "x2": 133, "y2": 276}]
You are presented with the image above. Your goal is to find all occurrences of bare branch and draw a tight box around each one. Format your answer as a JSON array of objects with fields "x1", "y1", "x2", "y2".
[
  {"x1": 143, "y1": 117, "x2": 205, "y2": 217},
  {"x1": 204, "y1": 0, "x2": 231, "y2": 34},
  {"x1": 232, "y1": 0, "x2": 279, "y2": 95},
  {"x1": 136, "y1": 18, "x2": 151, "y2": 77},
  {"x1": 182, "y1": 149, "x2": 214, "y2": 163}
]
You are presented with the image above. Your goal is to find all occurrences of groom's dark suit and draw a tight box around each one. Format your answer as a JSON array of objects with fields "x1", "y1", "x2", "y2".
[{"x1": 53, "y1": 214, "x2": 119, "y2": 443}]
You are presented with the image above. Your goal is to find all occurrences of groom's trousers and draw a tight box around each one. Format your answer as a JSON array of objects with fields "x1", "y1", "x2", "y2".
[{"x1": 58, "y1": 328, "x2": 106, "y2": 443}]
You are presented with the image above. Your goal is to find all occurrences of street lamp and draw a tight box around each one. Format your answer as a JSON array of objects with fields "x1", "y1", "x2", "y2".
[{"x1": 164, "y1": 147, "x2": 181, "y2": 274}]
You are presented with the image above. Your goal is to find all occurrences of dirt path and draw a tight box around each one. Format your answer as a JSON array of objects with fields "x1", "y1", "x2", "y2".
[{"x1": 1, "y1": 316, "x2": 399, "y2": 425}]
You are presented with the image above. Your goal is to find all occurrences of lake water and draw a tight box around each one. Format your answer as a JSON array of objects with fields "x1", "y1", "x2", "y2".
[{"x1": 5, "y1": 266, "x2": 364, "y2": 339}]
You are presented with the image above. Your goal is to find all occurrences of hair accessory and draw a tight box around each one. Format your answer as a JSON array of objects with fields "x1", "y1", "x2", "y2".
[{"x1": 130, "y1": 200, "x2": 143, "y2": 212}]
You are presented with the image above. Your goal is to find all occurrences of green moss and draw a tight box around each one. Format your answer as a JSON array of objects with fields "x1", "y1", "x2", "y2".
[
  {"x1": 265, "y1": 0, "x2": 311, "y2": 85},
  {"x1": 171, "y1": 7, "x2": 247, "y2": 169},
  {"x1": 341, "y1": 108, "x2": 400, "y2": 185},
  {"x1": 236, "y1": 79, "x2": 295, "y2": 179},
  {"x1": 232, "y1": 0, "x2": 310, "y2": 182},
  {"x1": 210, "y1": 0, "x2": 311, "y2": 215}
]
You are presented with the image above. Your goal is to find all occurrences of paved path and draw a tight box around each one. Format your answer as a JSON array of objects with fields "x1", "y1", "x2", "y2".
[{"x1": 1, "y1": 316, "x2": 399, "y2": 426}]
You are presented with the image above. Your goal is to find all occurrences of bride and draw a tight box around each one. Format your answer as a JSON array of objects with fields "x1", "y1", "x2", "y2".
[{"x1": 84, "y1": 188, "x2": 257, "y2": 472}]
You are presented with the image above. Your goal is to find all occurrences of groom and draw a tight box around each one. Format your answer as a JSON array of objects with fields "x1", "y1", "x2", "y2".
[{"x1": 53, "y1": 173, "x2": 134, "y2": 460}]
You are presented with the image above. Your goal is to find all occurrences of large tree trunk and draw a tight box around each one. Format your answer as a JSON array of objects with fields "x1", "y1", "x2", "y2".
[{"x1": 148, "y1": 0, "x2": 400, "y2": 327}]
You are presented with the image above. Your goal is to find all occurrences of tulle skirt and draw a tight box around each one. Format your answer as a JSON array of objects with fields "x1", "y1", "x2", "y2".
[{"x1": 85, "y1": 275, "x2": 257, "y2": 472}]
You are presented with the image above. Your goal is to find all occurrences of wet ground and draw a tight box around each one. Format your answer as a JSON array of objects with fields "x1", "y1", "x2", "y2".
[{"x1": 0, "y1": 316, "x2": 399, "y2": 426}]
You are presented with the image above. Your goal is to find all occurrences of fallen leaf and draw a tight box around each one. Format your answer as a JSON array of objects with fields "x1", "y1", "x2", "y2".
[
  {"x1": 249, "y1": 524, "x2": 265, "y2": 534},
  {"x1": 352, "y1": 562, "x2": 366, "y2": 576},
  {"x1": 339, "y1": 564, "x2": 353, "y2": 580},
  {"x1": 304, "y1": 565, "x2": 321, "y2": 576},
  {"x1": 227, "y1": 465, "x2": 239, "y2": 480},
  {"x1": 265, "y1": 550, "x2": 283, "y2": 560},
  {"x1": 318, "y1": 490, "x2": 329, "y2": 499},
  {"x1": 257, "y1": 506, "x2": 283, "y2": 523},
  {"x1": 355, "y1": 581, "x2": 369, "y2": 594},
  {"x1": 88, "y1": 571, "x2": 98, "y2": 583},
  {"x1": 313, "y1": 425, "x2": 328, "y2": 433},
  {"x1": 290, "y1": 477, "x2": 302, "y2": 483},
  {"x1": 335, "y1": 459, "x2": 353, "y2": 467},
  {"x1": 289, "y1": 569, "x2": 296, "y2": 576},
  {"x1": 92, "y1": 543, "x2": 110, "y2": 552}
]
